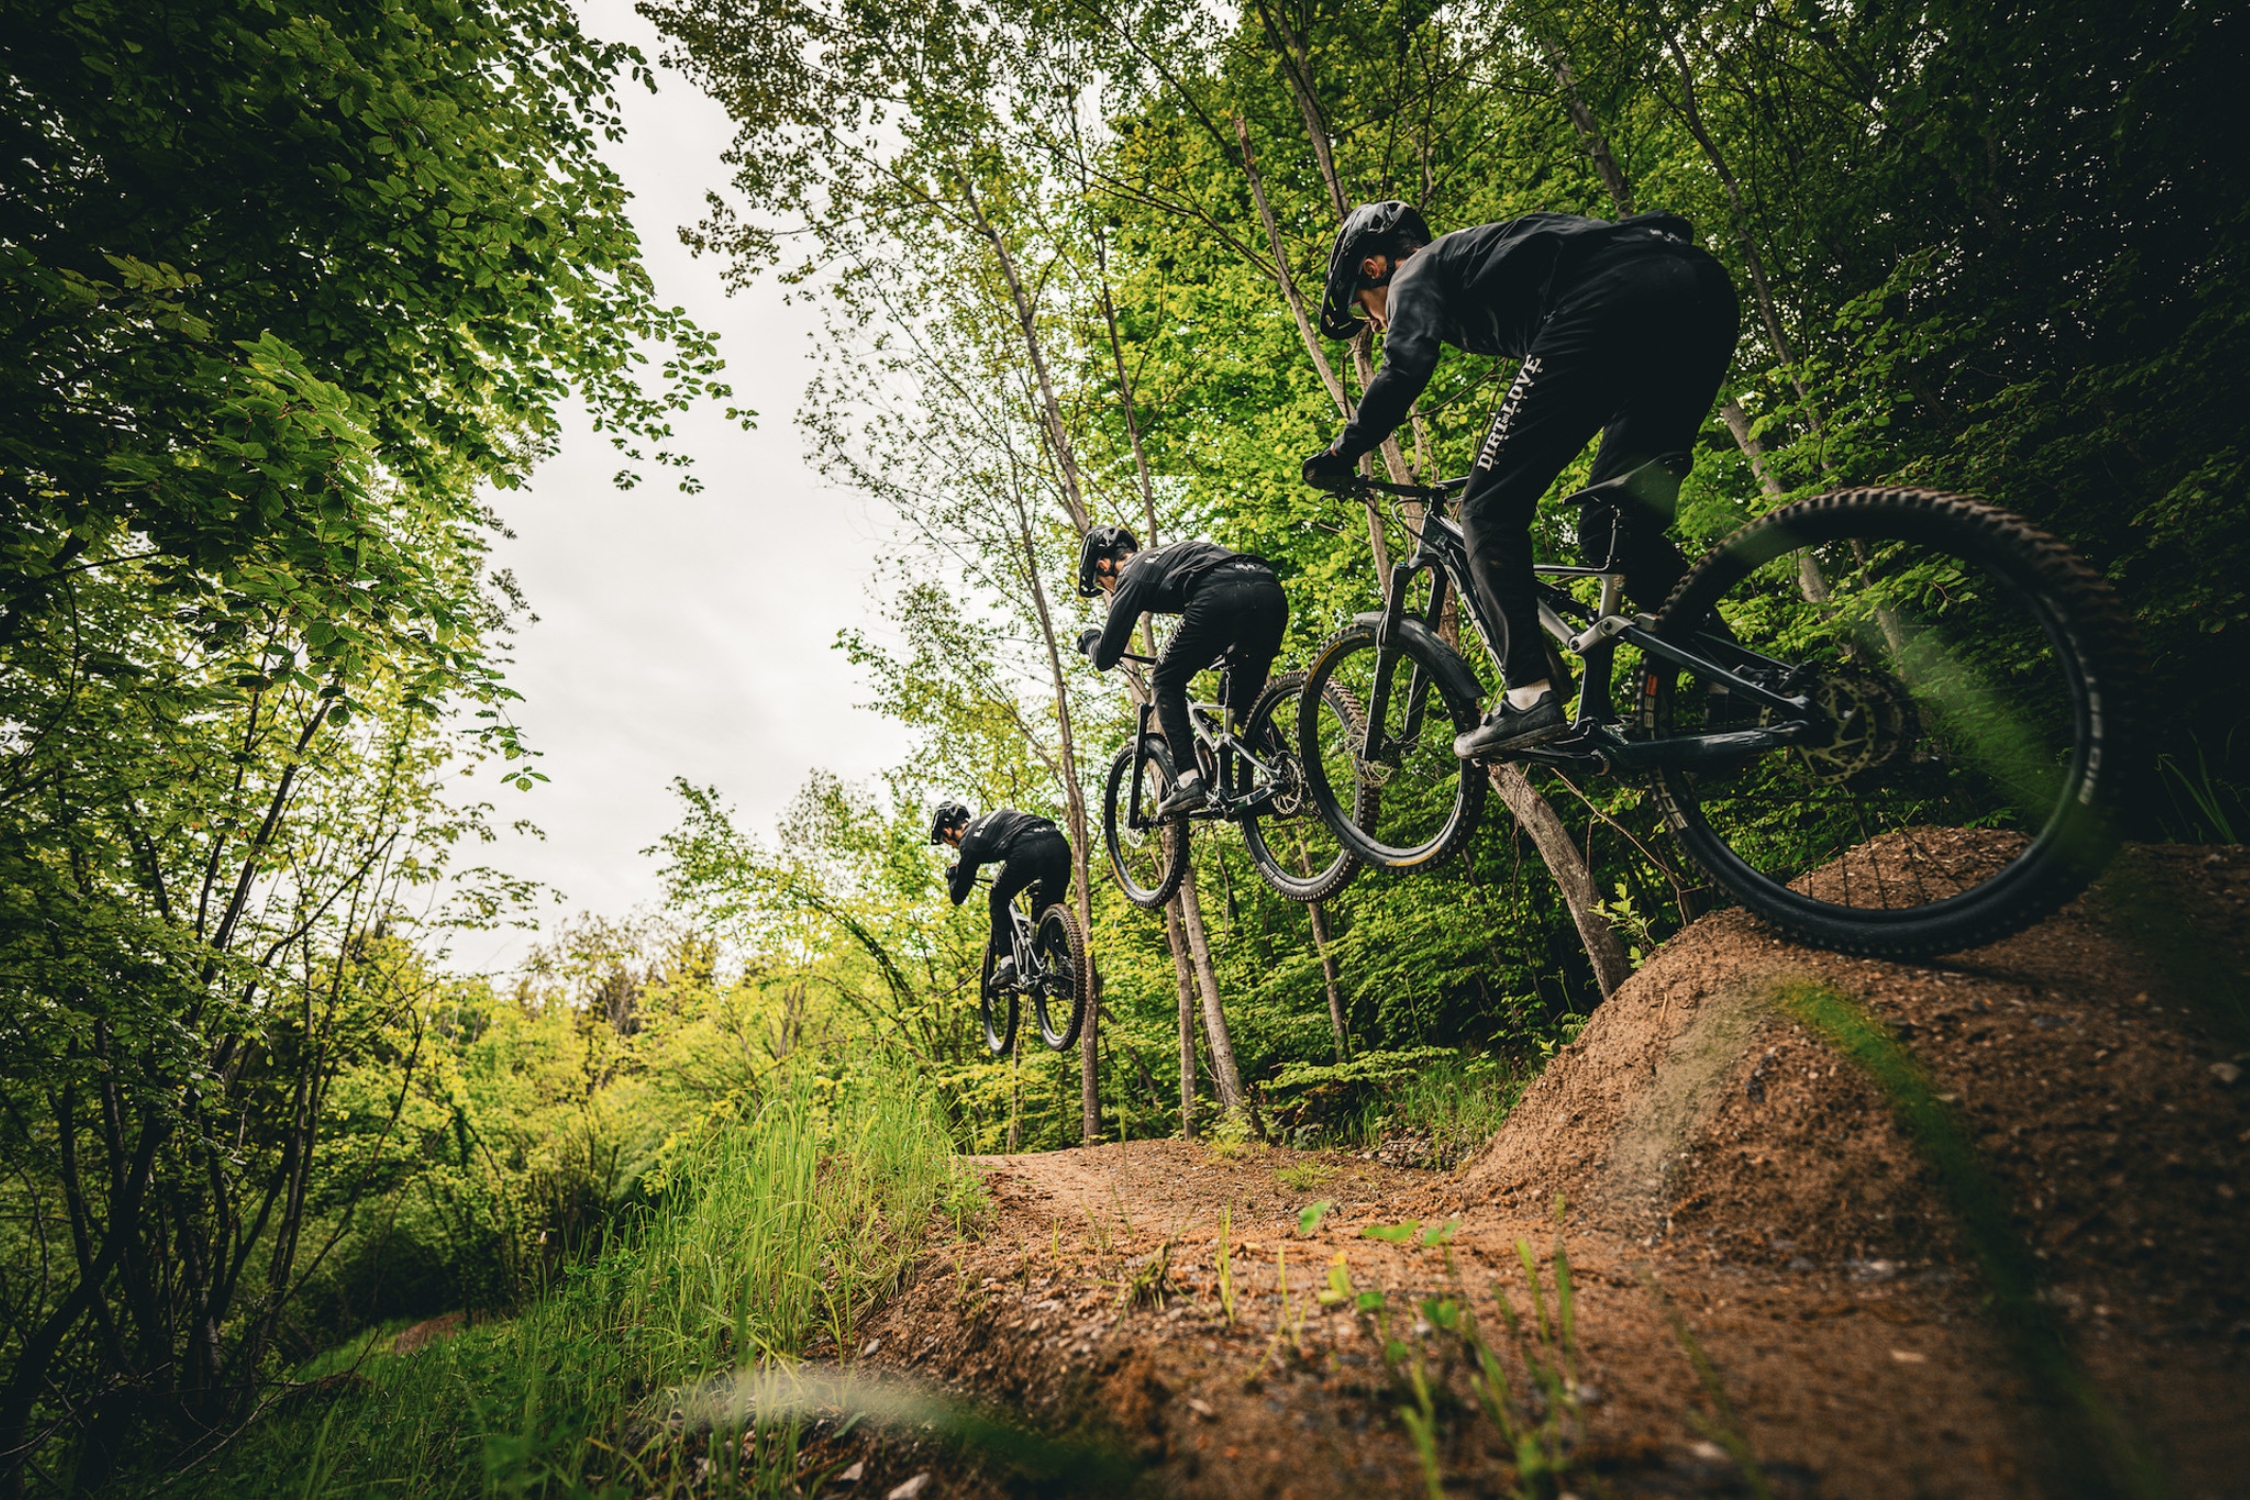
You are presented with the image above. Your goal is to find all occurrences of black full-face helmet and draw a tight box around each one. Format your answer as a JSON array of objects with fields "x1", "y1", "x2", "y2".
[
  {"x1": 928, "y1": 801, "x2": 972, "y2": 844},
  {"x1": 1076, "y1": 524, "x2": 1139, "y2": 597},
  {"x1": 1319, "y1": 201, "x2": 1432, "y2": 340}
]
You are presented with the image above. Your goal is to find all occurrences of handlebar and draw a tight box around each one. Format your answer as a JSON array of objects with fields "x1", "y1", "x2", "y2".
[{"x1": 1326, "y1": 474, "x2": 1470, "y2": 502}]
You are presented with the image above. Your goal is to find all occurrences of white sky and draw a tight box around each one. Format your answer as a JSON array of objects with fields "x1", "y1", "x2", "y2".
[{"x1": 449, "y1": 0, "x2": 911, "y2": 974}]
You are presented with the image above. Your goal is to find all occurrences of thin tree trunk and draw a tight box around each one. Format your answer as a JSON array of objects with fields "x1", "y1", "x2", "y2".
[
  {"x1": 1006, "y1": 488, "x2": 1100, "y2": 1142},
  {"x1": 964, "y1": 179, "x2": 1108, "y2": 1138},
  {"x1": 1488, "y1": 765, "x2": 1632, "y2": 998},
  {"x1": 1655, "y1": 26, "x2": 1815, "y2": 414},
  {"x1": 1722, "y1": 398, "x2": 1839, "y2": 606},
  {"x1": 1307, "y1": 897, "x2": 1348, "y2": 1061},
  {"x1": 1542, "y1": 40, "x2": 1634, "y2": 215},
  {"x1": 1090, "y1": 256, "x2": 1209, "y2": 1139},
  {"x1": 1165, "y1": 899, "x2": 1198, "y2": 1139},
  {"x1": 1234, "y1": 118, "x2": 1391, "y2": 576},
  {"x1": 964, "y1": 181, "x2": 1090, "y2": 531},
  {"x1": 1175, "y1": 865, "x2": 1242, "y2": 1112}
]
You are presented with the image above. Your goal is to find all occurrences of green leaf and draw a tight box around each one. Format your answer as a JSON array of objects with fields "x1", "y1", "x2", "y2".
[
  {"x1": 1417, "y1": 1218, "x2": 1460, "y2": 1247},
  {"x1": 1296, "y1": 1199, "x2": 1333, "y2": 1236}
]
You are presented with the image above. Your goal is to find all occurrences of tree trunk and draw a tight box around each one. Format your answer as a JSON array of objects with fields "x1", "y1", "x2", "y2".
[
  {"x1": 1654, "y1": 26, "x2": 1816, "y2": 415},
  {"x1": 1234, "y1": 118, "x2": 1390, "y2": 576},
  {"x1": 1488, "y1": 764, "x2": 1632, "y2": 999},
  {"x1": 1006, "y1": 489, "x2": 1100, "y2": 1142},
  {"x1": 1174, "y1": 865, "x2": 1242, "y2": 1112},
  {"x1": 1165, "y1": 898, "x2": 1199, "y2": 1138},
  {"x1": 1080, "y1": 966, "x2": 1101, "y2": 1144},
  {"x1": 1541, "y1": 40, "x2": 1634, "y2": 215},
  {"x1": 1307, "y1": 897, "x2": 1348, "y2": 1061},
  {"x1": 1722, "y1": 398, "x2": 1838, "y2": 605}
]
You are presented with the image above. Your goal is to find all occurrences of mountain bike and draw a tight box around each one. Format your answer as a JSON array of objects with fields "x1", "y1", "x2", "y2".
[
  {"x1": 1295, "y1": 458, "x2": 2140, "y2": 959},
  {"x1": 1100, "y1": 655, "x2": 1372, "y2": 907},
  {"x1": 973, "y1": 876, "x2": 1088, "y2": 1056}
]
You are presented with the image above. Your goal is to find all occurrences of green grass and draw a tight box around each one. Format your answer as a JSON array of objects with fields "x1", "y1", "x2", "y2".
[
  {"x1": 1347, "y1": 1051, "x2": 1530, "y2": 1164},
  {"x1": 165, "y1": 1069, "x2": 972, "y2": 1500}
]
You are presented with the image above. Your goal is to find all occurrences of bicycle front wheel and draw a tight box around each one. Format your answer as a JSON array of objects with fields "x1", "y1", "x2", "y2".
[
  {"x1": 1298, "y1": 622, "x2": 1487, "y2": 872},
  {"x1": 1646, "y1": 488, "x2": 2138, "y2": 958},
  {"x1": 1030, "y1": 905, "x2": 1089, "y2": 1050},
  {"x1": 977, "y1": 940, "x2": 1018, "y2": 1056},
  {"x1": 1237, "y1": 670, "x2": 1367, "y2": 901},
  {"x1": 1103, "y1": 740, "x2": 1187, "y2": 908}
]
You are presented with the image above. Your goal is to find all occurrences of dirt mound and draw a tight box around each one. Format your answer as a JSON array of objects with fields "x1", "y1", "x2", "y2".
[
  {"x1": 1464, "y1": 845, "x2": 2250, "y2": 1301},
  {"x1": 799, "y1": 845, "x2": 2250, "y2": 1499}
]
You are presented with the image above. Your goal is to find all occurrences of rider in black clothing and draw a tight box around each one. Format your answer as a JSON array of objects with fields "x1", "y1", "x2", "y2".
[
  {"x1": 1071, "y1": 527, "x2": 1288, "y2": 816},
  {"x1": 1301, "y1": 202, "x2": 1740, "y2": 760},
  {"x1": 930, "y1": 803, "x2": 1072, "y2": 987}
]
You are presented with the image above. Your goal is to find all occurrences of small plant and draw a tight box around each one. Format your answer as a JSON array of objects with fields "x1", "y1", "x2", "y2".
[
  {"x1": 1296, "y1": 1198, "x2": 1334, "y2": 1236},
  {"x1": 1122, "y1": 1238, "x2": 1175, "y2": 1309},
  {"x1": 1590, "y1": 879, "x2": 1662, "y2": 967},
  {"x1": 1207, "y1": 1109, "x2": 1256, "y2": 1151},
  {"x1": 1274, "y1": 1160, "x2": 1334, "y2": 1190}
]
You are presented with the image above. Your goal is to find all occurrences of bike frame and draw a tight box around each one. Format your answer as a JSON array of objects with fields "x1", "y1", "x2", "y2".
[
  {"x1": 1360, "y1": 478, "x2": 1827, "y2": 774},
  {"x1": 980, "y1": 884, "x2": 1049, "y2": 995},
  {"x1": 1116, "y1": 653, "x2": 1286, "y2": 835}
]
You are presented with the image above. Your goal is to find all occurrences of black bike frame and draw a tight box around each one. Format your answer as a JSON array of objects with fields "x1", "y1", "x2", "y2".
[
  {"x1": 1117, "y1": 653, "x2": 1285, "y2": 834},
  {"x1": 979, "y1": 881, "x2": 1046, "y2": 992},
  {"x1": 1359, "y1": 479, "x2": 1825, "y2": 774}
]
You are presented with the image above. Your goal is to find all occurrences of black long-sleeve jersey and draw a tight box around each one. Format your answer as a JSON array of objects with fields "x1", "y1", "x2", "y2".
[
  {"x1": 1334, "y1": 211, "x2": 1696, "y2": 462},
  {"x1": 1089, "y1": 540, "x2": 1273, "y2": 671},
  {"x1": 946, "y1": 809, "x2": 1063, "y2": 905}
]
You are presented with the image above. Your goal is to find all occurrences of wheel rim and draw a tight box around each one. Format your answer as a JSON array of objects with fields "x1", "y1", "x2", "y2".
[
  {"x1": 1310, "y1": 631, "x2": 1476, "y2": 864},
  {"x1": 979, "y1": 956, "x2": 1016, "y2": 1055},
  {"x1": 1105, "y1": 746, "x2": 1179, "y2": 904},
  {"x1": 1653, "y1": 510, "x2": 2101, "y2": 925}
]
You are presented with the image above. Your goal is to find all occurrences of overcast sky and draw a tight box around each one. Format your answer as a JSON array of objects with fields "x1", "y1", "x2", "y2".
[{"x1": 449, "y1": 0, "x2": 911, "y2": 974}]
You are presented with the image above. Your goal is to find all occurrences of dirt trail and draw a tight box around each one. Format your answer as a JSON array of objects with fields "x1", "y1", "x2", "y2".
[{"x1": 810, "y1": 847, "x2": 2250, "y2": 1498}]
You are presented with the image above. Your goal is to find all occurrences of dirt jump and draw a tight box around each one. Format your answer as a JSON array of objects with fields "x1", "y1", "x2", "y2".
[{"x1": 806, "y1": 845, "x2": 2250, "y2": 1498}]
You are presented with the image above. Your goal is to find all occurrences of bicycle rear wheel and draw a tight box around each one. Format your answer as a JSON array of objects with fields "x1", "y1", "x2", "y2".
[
  {"x1": 1298, "y1": 621, "x2": 1487, "y2": 872},
  {"x1": 1103, "y1": 740, "x2": 1188, "y2": 908},
  {"x1": 1030, "y1": 905, "x2": 1089, "y2": 1050},
  {"x1": 1236, "y1": 671, "x2": 1367, "y2": 901},
  {"x1": 977, "y1": 939, "x2": 1018, "y2": 1056},
  {"x1": 1646, "y1": 488, "x2": 2138, "y2": 958}
]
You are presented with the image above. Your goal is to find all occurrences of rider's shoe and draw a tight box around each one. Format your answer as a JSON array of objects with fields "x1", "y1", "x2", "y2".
[
  {"x1": 1452, "y1": 691, "x2": 1567, "y2": 760},
  {"x1": 988, "y1": 955, "x2": 1017, "y2": 990},
  {"x1": 1157, "y1": 772, "x2": 1207, "y2": 816}
]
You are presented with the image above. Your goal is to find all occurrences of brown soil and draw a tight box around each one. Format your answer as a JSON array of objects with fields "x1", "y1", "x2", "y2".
[{"x1": 803, "y1": 846, "x2": 2250, "y2": 1498}]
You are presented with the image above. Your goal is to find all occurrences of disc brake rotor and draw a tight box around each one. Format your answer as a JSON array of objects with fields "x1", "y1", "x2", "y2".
[{"x1": 1783, "y1": 663, "x2": 1919, "y2": 785}]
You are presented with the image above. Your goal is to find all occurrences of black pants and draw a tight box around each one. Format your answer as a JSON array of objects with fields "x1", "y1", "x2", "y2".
[
  {"x1": 1150, "y1": 566, "x2": 1288, "y2": 779},
  {"x1": 989, "y1": 830, "x2": 1072, "y2": 961},
  {"x1": 1459, "y1": 241, "x2": 1740, "y2": 688}
]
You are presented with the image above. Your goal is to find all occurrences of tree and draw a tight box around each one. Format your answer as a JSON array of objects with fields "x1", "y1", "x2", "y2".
[{"x1": 0, "y1": 0, "x2": 735, "y2": 1479}]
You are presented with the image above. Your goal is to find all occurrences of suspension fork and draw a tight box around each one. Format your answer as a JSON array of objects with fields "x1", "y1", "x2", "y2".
[
  {"x1": 1129, "y1": 700, "x2": 1156, "y2": 830},
  {"x1": 1364, "y1": 557, "x2": 1449, "y2": 760}
]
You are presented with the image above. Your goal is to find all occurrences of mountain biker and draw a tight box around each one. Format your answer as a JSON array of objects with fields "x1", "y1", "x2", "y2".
[
  {"x1": 1300, "y1": 201, "x2": 1740, "y2": 759},
  {"x1": 1071, "y1": 526, "x2": 1287, "y2": 816},
  {"x1": 929, "y1": 802, "x2": 1072, "y2": 988}
]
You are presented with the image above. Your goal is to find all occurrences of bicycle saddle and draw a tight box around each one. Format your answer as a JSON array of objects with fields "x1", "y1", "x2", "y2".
[{"x1": 1560, "y1": 452, "x2": 1691, "y2": 513}]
